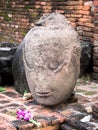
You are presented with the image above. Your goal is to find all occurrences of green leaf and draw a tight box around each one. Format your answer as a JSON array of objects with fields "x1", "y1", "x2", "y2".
[
  {"x1": 0, "y1": 87, "x2": 6, "y2": 92},
  {"x1": 29, "y1": 119, "x2": 42, "y2": 127}
]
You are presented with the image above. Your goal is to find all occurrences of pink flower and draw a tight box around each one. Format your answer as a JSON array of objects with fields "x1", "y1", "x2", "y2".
[
  {"x1": 16, "y1": 109, "x2": 41, "y2": 127},
  {"x1": 24, "y1": 111, "x2": 33, "y2": 121},
  {"x1": 17, "y1": 109, "x2": 33, "y2": 121}
]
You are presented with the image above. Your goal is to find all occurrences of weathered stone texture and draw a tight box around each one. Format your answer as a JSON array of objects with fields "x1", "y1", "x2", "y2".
[{"x1": 17, "y1": 13, "x2": 81, "y2": 106}]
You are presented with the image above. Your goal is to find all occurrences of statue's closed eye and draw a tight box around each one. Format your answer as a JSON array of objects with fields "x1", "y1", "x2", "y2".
[{"x1": 48, "y1": 60, "x2": 63, "y2": 71}]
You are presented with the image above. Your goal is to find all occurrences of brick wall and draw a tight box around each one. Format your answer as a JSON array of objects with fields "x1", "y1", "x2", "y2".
[
  {"x1": 0, "y1": 0, "x2": 94, "y2": 44},
  {"x1": 93, "y1": 0, "x2": 98, "y2": 81}
]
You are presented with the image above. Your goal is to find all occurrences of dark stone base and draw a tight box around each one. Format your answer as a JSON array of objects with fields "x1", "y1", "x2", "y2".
[{"x1": 0, "y1": 42, "x2": 17, "y2": 85}]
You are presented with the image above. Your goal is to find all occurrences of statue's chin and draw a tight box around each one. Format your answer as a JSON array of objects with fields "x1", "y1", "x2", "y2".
[
  {"x1": 34, "y1": 93, "x2": 67, "y2": 106},
  {"x1": 36, "y1": 100, "x2": 64, "y2": 106}
]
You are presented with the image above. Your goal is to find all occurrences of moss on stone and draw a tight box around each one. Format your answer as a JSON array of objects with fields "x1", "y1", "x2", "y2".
[
  {"x1": 0, "y1": 87, "x2": 6, "y2": 92},
  {"x1": 85, "y1": 91, "x2": 97, "y2": 95},
  {"x1": 30, "y1": 12, "x2": 39, "y2": 19},
  {"x1": 0, "y1": 35, "x2": 15, "y2": 43},
  {"x1": 21, "y1": 30, "x2": 29, "y2": 37},
  {"x1": 6, "y1": 0, "x2": 11, "y2": 8},
  {"x1": 76, "y1": 89, "x2": 86, "y2": 93},
  {"x1": 6, "y1": 110, "x2": 16, "y2": 117},
  {"x1": 0, "y1": 12, "x2": 12, "y2": 22},
  {"x1": 25, "y1": 4, "x2": 35, "y2": 10}
]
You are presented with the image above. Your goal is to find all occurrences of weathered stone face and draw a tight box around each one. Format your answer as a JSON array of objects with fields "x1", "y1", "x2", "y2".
[{"x1": 23, "y1": 13, "x2": 81, "y2": 106}]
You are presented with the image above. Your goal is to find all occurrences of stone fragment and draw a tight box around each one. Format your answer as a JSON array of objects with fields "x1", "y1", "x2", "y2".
[
  {"x1": 23, "y1": 92, "x2": 32, "y2": 100},
  {"x1": 61, "y1": 123, "x2": 75, "y2": 130},
  {"x1": 12, "y1": 120, "x2": 35, "y2": 130},
  {"x1": 23, "y1": 12, "x2": 81, "y2": 106},
  {"x1": 12, "y1": 43, "x2": 30, "y2": 94},
  {"x1": 0, "y1": 42, "x2": 17, "y2": 85},
  {"x1": 80, "y1": 42, "x2": 93, "y2": 75},
  {"x1": 92, "y1": 103, "x2": 98, "y2": 119}
]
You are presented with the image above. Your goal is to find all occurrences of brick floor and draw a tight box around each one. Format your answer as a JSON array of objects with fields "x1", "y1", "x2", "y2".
[
  {"x1": 0, "y1": 87, "x2": 64, "y2": 130},
  {"x1": 0, "y1": 80, "x2": 98, "y2": 130}
]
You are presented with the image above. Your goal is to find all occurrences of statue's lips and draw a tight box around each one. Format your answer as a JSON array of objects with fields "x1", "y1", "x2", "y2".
[{"x1": 36, "y1": 91, "x2": 53, "y2": 97}]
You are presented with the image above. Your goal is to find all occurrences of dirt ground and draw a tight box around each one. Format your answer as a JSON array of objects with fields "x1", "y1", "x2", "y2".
[
  {"x1": 76, "y1": 77, "x2": 98, "y2": 95},
  {"x1": 75, "y1": 77, "x2": 98, "y2": 106}
]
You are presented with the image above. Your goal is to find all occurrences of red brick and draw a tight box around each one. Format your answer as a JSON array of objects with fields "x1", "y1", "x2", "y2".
[
  {"x1": 71, "y1": 22, "x2": 77, "y2": 28},
  {"x1": 77, "y1": 26, "x2": 94, "y2": 32},
  {"x1": 0, "y1": 119, "x2": 16, "y2": 130},
  {"x1": 66, "y1": 1, "x2": 83, "y2": 5},
  {"x1": 84, "y1": 1, "x2": 93, "y2": 6},
  {"x1": 0, "y1": 114, "x2": 16, "y2": 130},
  {"x1": 94, "y1": 15, "x2": 98, "y2": 21},
  {"x1": 94, "y1": 60, "x2": 98, "y2": 66},
  {"x1": 94, "y1": 40, "x2": 98, "y2": 47},
  {"x1": 94, "y1": 0, "x2": 98, "y2": 6},
  {"x1": 93, "y1": 47, "x2": 98, "y2": 53},
  {"x1": 39, "y1": 125, "x2": 59, "y2": 130},
  {"x1": 0, "y1": 0, "x2": 95, "y2": 45},
  {"x1": 63, "y1": 5, "x2": 90, "y2": 10},
  {"x1": 80, "y1": 35, "x2": 94, "y2": 42},
  {"x1": 67, "y1": 17, "x2": 77, "y2": 22},
  {"x1": 12, "y1": 120, "x2": 35, "y2": 130},
  {"x1": 83, "y1": 15, "x2": 93, "y2": 19},
  {"x1": 40, "y1": 2, "x2": 46, "y2": 5},
  {"x1": 71, "y1": 14, "x2": 82, "y2": 18},
  {"x1": 57, "y1": 10, "x2": 64, "y2": 14},
  {"x1": 35, "y1": 5, "x2": 40, "y2": 8},
  {"x1": 75, "y1": 10, "x2": 90, "y2": 15},
  {"x1": 46, "y1": 6, "x2": 51, "y2": 10},
  {"x1": 94, "y1": 34, "x2": 98, "y2": 40},
  {"x1": 93, "y1": 66, "x2": 98, "y2": 73},
  {"x1": 83, "y1": 32, "x2": 94, "y2": 37},
  {"x1": 64, "y1": 14, "x2": 71, "y2": 18},
  {"x1": 94, "y1": 22, "x2": 98, "y2": 27},
  {"x1": 77, "y1": 22, "x2": 94, "y2": 28},
  {"x1": 35, "y1": 1, "x2": 40, "y2": 5},
  {"x1": 64, "y1": 6, "x2": 75, "y2": 10},
  {"x1": 79, "y1": 18, "x2": 92, "y2": 22},
  {"x1": 94, "y1": 7, "x2": 98, "y2": 13},
  {"x1": 94, "y1": 27, "x2": 98, "y2": 34},
  {"x1": 82, "y1": 6, "x2": 90, "y2": 11},
  {"x1": 85, "y1": 23, "x2": 94, "y2": 28},
  {"x1": 93, "y1": 54, "x2": 98, "y2": 61}
]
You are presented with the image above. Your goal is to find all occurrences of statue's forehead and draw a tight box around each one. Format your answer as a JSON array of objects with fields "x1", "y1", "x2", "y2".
[
  {"x1": 24, "y1": 41, "x2": 72, "y2": 61},
  {"x1": 24, "y1": 26, "x2": 78, "y2": 69},
  {"x1": 24, "y1": 41, "x2": 73, "y2": 70}
]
